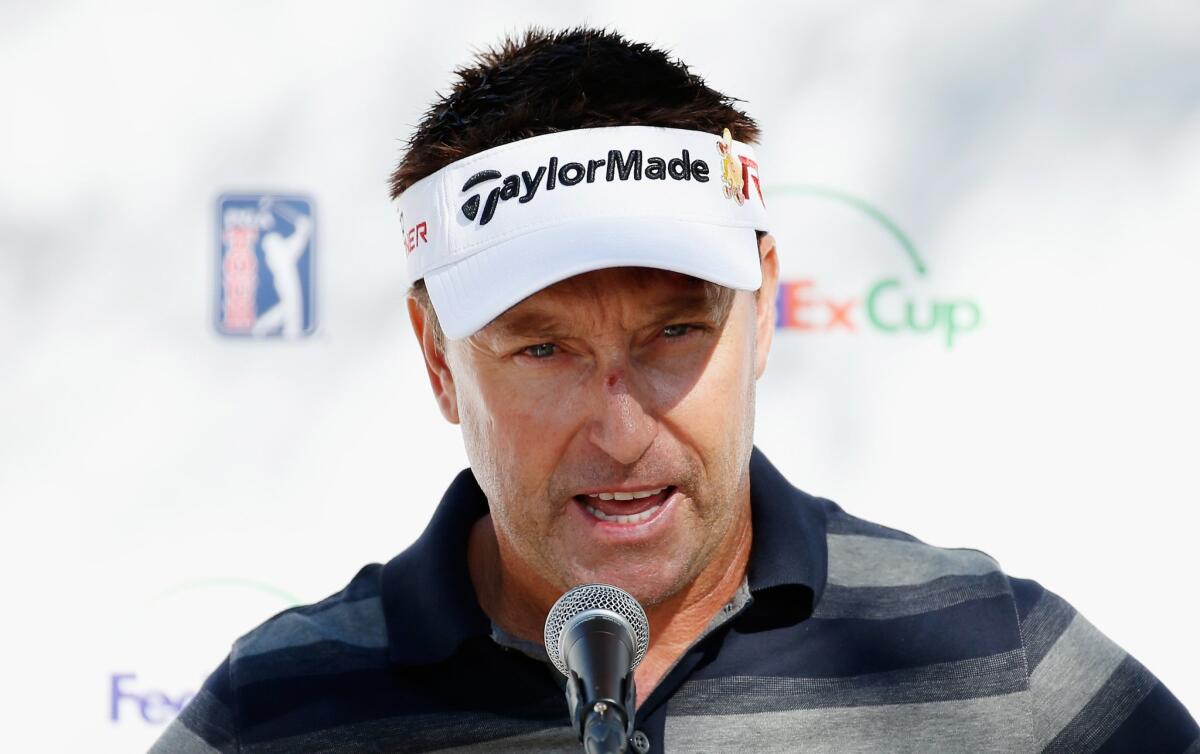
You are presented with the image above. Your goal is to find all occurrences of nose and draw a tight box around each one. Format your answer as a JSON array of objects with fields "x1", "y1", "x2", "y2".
[{"x1": 585, "y1": 369, "x2": 658, "y2": 466}]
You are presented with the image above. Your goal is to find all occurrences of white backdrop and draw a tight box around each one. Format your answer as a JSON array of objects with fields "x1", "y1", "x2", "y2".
[{"x1": 1, "y1": 2, "x2": 1197, "y2": 751}]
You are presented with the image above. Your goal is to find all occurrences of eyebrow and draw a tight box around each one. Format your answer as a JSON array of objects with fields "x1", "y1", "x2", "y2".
[{"x1": 491, "y1": 289, "x2": 727, "y2": 339}]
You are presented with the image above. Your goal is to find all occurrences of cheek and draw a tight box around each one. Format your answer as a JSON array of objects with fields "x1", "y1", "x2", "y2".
[
  {"x1": 664, "y1": 324, "x2": 756, "y2": 430},
  {"x1": 458, "y1": 373, "x2": 579, "y2": 501},
  {"x1": 453, "y1": 372, "x2": 510, "y2": 501}
]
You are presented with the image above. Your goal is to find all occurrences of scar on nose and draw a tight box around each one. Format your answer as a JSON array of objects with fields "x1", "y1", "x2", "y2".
[{"x1": 605, "y1": 372, "x2": 620, "y2": 389}]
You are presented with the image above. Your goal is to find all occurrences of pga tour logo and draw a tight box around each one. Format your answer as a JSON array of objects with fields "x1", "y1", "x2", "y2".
[{"x1": 216, "y1": 194, "x2": 316, "y2": 338}]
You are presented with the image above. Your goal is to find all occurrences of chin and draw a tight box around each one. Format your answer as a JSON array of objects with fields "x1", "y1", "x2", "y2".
[{"x1": 564, "y1": 560, "x2": 688, "y2": 608}]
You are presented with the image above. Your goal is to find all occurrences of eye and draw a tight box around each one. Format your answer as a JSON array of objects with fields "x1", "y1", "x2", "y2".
[
  {"x1": 521, "y1": 343, "x2": 557, "y2": 359},
  {"x1": 662, "y1": 323, "x2": 696, "y2": 338}
]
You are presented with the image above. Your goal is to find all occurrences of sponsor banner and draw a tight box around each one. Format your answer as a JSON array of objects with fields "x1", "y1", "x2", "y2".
[{"x1": 216, "y1": 194, "x2": 316, "y2": 338}]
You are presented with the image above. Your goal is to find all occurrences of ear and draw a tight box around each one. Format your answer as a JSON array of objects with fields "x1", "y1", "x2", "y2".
[
  {"x1": 753, "y1": 233, "x2": 779, "y2": 380},
  {"x1": 407, "y1": 295, "x2": 461, "y2": 424}
]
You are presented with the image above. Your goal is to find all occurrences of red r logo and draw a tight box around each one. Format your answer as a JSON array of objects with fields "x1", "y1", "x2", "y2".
[{"x1": 738, "y1": 156, "x2": 764, "y2": 207}]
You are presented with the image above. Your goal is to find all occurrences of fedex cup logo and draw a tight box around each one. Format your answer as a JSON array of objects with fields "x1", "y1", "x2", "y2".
[{"x1": 770, "y1": 185, "x2": 982, "y2": 349}]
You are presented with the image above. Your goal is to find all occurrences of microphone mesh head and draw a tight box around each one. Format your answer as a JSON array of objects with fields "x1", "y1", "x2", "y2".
[{"x1": 543, "y1": 583, "x2": 650, "y2": 676}]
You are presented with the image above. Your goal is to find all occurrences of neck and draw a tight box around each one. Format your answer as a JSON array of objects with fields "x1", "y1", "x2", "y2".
[{"x1": 468, "y1": 486, "x2": 753, "y2": 703}]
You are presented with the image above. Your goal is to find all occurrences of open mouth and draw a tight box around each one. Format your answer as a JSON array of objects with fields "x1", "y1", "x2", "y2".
[{"x1": 573, "y1": 486, "x2": 676, "y2": 524}]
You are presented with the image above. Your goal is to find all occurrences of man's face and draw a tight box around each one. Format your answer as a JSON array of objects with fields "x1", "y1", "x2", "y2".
[{"x1": 426, "y1": 255, "x2": 776, "y2": 607}]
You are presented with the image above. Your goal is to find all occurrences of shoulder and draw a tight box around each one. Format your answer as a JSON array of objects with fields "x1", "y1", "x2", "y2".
[
  {"x1": 816, "y1": 506, "x2": 1091, "y2": 654},
  {"x1": 229, "y1": 562, "x2": 389, "y2": 679},
  {"x1": 816, "y1": 505, "x2": 1077, "y2": 657}
]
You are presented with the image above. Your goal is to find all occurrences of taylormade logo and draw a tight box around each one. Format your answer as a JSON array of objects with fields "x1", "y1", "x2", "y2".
[{"x1": 460, "y1": 149, "x2": 711, "y2": 225}]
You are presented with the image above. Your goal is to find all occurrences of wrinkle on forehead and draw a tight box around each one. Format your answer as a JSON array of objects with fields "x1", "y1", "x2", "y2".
[{"x1": 481, "y1": 268, "x2": 737, "y2": 342}]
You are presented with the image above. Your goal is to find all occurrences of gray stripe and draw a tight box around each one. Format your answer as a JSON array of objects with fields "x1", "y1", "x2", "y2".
[
  {"x1": 814, "y1": 571, "x2": 1011, "y2": 620},
  {"x1": 148, "y1": 719, "x2": 228, "y2": 754},
  {"x1": 1043, "y1": 655, "x2": 1156, "y2": 754},
  {"x1": 1184, "y1": 736, "x2": 1200, "y2": 754},
  {"x1": 233, "y1": 596, "x2": 386, "y2": 660},
  {"x1": 825, "y1": 513, "x2": 919, "y2": 542},
  {"x1": 826, "y1": 534, "x2": 1000, "y2": 588},
  {"x1": 1028, "y1": 612, "x2": 1128, "y2": 750},
  {"x1": 669, "y1": 648, "x2": 1028, "y2": 714},
  {"x1": 665, "y1": 690, "x2": 1032, "y2": 753},
  {"x1": 1020, "y1": 589, "x2": 1075, "y2": 673}
]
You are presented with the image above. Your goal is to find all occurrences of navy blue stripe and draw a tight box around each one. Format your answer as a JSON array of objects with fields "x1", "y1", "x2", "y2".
[
  {"x1": 238, "y1": 638, "x2": 565, "y2": 745},
  {"x1": 243, "y1": 712, "x2": 561, "y2": 754},
  {"x1": 1093, "y1": 678, "x2": 1200, "y2": 754}
]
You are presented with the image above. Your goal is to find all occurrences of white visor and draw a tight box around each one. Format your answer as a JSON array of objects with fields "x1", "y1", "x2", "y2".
[{"x1": 396, "y1": 125, "x2": 769, "y2": 339}]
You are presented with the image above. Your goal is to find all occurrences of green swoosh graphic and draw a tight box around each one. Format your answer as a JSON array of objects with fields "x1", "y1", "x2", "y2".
[
  {"x1": 151, "y1": 578, "x2": 301, "y2": 606},
  {"x1": 770, "y1": 184, "x2": 928, "y2": 277}
]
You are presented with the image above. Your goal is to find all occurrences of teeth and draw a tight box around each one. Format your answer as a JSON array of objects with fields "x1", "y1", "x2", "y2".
[
  {"x1": 586, "y1": 486, "x2": 665, "y2": 500},
  {"x1": 584, "y1": 503, "x2": 662, "y2": 524}
]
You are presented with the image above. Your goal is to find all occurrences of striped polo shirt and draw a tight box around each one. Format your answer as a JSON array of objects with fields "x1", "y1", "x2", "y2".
[{"x1": 151, "y1": 448, "x2": 1198, "y2": 753}]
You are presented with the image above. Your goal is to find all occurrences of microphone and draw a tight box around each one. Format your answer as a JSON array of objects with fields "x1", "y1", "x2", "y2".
[{"x1": 544, "y1": 584, "x2": 650, "y2": 754}]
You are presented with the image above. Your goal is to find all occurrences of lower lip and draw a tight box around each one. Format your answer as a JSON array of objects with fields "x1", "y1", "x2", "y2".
[{"x1": 571, "y1": 488, "x2": 677, "y2": 539}]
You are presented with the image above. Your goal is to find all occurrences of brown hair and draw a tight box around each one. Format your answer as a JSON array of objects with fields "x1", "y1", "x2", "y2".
[{"x1": 394, "y1": 27, "x2": 762, "y2": 344}]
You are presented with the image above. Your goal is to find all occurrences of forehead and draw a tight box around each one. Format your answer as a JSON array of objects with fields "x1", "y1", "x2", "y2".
[
  {"x1": 485, "y1": 268, "x2": 731, "y2": 336},
  {"x1": 537, "y1": 267, "x2": 710, "y2": 301}
]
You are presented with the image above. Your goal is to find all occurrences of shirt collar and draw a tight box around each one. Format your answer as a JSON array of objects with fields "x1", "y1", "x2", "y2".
[
  {"x1": 743, "y1": 446, "x2": 829, "y2": 625},
  {"x1": 382, "y1": 447, "x2": 829, "y2": 666},
  {"x1": 382, "y1": 468, "x2": 492, "y2": 666}
]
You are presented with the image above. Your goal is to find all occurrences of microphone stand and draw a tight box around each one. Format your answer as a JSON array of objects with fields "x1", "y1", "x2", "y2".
[{"x1": 565, "y1": 666, "x2": 637, "y2": 754}]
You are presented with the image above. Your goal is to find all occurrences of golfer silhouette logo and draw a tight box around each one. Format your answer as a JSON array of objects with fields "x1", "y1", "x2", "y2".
[{"x1": 252, "y1": 198, "x2": 312, "y2": 337}]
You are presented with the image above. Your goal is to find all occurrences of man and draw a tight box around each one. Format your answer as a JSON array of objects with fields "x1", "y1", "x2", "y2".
[{"x1": 153, "y1": 28, "x2": 1197, "y2": 753}]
